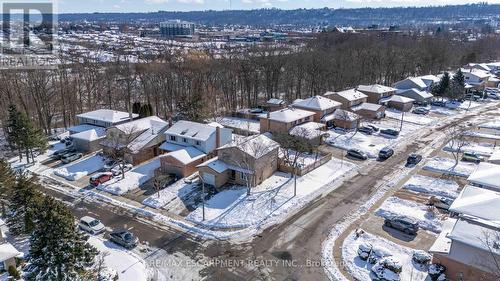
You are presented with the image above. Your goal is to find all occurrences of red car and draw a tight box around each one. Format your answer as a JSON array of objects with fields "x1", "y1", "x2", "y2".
[{"x1": 89, "y1": 173, "x2": 113, "y2": 187}]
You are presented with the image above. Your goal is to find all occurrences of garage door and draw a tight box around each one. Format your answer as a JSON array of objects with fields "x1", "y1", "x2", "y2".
[{"x1": 202, "y1": 173, "x2": 216, "y2": 186}]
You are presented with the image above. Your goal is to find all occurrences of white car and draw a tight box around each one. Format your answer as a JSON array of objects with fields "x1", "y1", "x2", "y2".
[
  {"x1": 111, "y1": 163, "x2": 133, "y2": 176},
  {"x1": 78, "y1": 216, "x2": 105, "y2": 234}
]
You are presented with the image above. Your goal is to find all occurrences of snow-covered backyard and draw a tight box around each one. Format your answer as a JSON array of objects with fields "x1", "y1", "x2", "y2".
[
  {"x1": 212, "y1": 116, "x2": 260, "y2": 134},
  {"x1": 186, "y1": 158, "x2": 358, "y2": 229},
  {"x1": 402, "y1": 175, "x2": 460, "y2": 199},
  {"x1": 375, "y1": 196, "x2": 443, "y2": 233},
  {"x1": 54, "y1": 154, "x2": 106, "y2": 181},
  {"x1": 443, "y1": 141, "x2": 498, "y2": 156},
  {"x1": 9, "y1": 141, "x2": 66, "y2": 172},
  {"x1": 142, "y1": 177, "x2": 199, "y2": 212},
  {"x1": 342, "y1": 230, "x2": 429, "y2": 281},
  {"x1": 422, "y1": 157, "x2": 478, "y2": 177},
  {"x1": 98, "y1": 158, "x2": 161, "y2": 195}
]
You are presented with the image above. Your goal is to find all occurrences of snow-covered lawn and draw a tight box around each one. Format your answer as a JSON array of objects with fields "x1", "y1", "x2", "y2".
[
  {"x1": 422, "y1": 157, "x2": 478, "y2": 177},
  {"x1": 443, "y1": 141, "x2": 498, "y2": 157},
  {"x1": 98, "y1": 158, "x2": 160, "y2": 195},
  {"x1": 342, "y1": 230, "x2": 430, "y2": 281},
  {"x1": 186, "y1": 158, "x2": 358, "y2": 229},
  {"x1": 53, "y1": 154, "x2": 106, "y2": 181},
  {"x1": 142, "y1": 178, "x2": 199, "y2": 212},
  {"x1": 385, "y1": 109, "x2": 435, "y2": 126},
  {"x1": 213, "y1": 117, "x2": 260, "y2": 134},
  {"x1": 279, "y1": 149, "x2": 324, "y2": 168},
  {"x1": 9, "y1": 141, "x2": 66, "y2": 172},
  {"x1": 464, "y1": 131, "x2": 500, "y2": 140},
  {"x1": 402, "y1": 175, "x2": 460, "y2": 199},
  {"x1": 479, "y1": 121, "x2": 500, "y2": 130},
  {"x1": 375, "y1": 196, "x2": 443, "y2": 233},
  {"x1": 88, "y1": 236, "x2": 148, "y2": 281},
  {"x1": 428, "y1": 105, "x2": 458, "y2": 116}
]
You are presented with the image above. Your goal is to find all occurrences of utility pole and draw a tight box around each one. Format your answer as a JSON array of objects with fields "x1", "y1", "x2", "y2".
[
  {"x1": 400, "y1": 111, "x2": 405, "y2": 132},
  {"x1": 293, "y1": 165, "x2": 297, "y2": 197},
  {"x1": 201, "y1": 178, "x2": 205, "y2": 221}
]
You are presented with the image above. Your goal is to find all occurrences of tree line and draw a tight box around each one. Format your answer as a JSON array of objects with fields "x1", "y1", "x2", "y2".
[{"x1": 1, "y1": 32, "x2": 499, "y2": 135}]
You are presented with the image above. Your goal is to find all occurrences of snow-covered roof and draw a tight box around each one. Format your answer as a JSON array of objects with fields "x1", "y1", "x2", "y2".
[
  {"x1": 267, "y1": 98, "x2": 285, "y2": 105},
  {"x1": 265, "y1": 108, "x2": 315, "y2": 123},
  {"x1": 351, "y1": 102, "x2": 384, "y2": 112},
  {"x1": 197, "y1": 157, "x2": 228, "y2": 174},
  {"x1": 467, "y1": 162, "x2": 500, "y2": 191},
  {"x1": 68, "y1": 124, "x2": 103, "y2": 133},
  {"x1": 429, "y1": 218, "x2": 456, "y2": 254},
  {"x1": 448, "y1": 219, "x2": 500, "y2": 254},
  {"x1": 292, "y1": 95, "x2": 341, "y2": 111},
  {"x1": 394, "y1": 77, "x2": 428, "y2": 90},
  {"x1": 462, "y1": 68, "x2": 491, "y2": 79},
  {"x1": 77, "y1": 109, "x2": 138, "y2": 124},
  {"x1": 331, "y1": 89, "x2": 368, "y2": 101},
  {"x1": 159, "y1": 142, "x2": 186, "y2": 152},
  {"x1": 221, "y1": 134, "x2": 280, "y2": 159},
  {"x1": 331, "y1": 109, "x2": 360, "y2": 121},
  {"x1": 0, "y1": 242, "x2": 21, "y2": 262},
  {"x1": 127, "y1": 119, "x2": 168, "y2": 153},
  {"x1": 396, "y1": 88, "x2": 433, "y2": 99},
  {"x1": 467, "y1": 63, "x2": 491, "y2": 72},
  {"x1": 115, "y1": 116, "x2": 167, "y2": 134},
  {"x1": 289, "y1": 122, "x2": 326, "y2": 140},
  {"x1": 381, "y1": 95, "x2": 415, "y2": 104},
  {"x1": 418, "y1": 74, "x2": 440, "y2": 84},
  {"x1": 450, "y1": 185, "x2": 500, "y2": 225},
  {"x1": 488, "y1": 150, "x2": 500, "y2": 163},
  {"x1": 357, "y1": 84, "x2": 397, "y2": 94},
  {"x1": 71, "y1": 127, "x2": 106, "y2": 141},
  {"x1": 166, "y1": 120, "x2": 218, "y2": 141},
  {"x1": 163, "y1": 146, "x2": 206, "y2": 165}
]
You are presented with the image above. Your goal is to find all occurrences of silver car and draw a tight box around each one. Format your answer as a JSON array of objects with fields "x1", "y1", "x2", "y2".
[{"x1": 78, "y1": 216, "x2": 105, "y2": 235}]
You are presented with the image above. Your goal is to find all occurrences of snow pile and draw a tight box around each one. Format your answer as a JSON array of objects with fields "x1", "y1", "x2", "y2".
[
  {"x1": 342, "y1": 230, "x2": 429, "y2": 281},
  {"x1": 402, "y1": 175, "x2": 460, "y2": 199},
  {"x1": 422, "y1": 157, "x2": 477, "y2": 177},
  {"x1": 186, "y1": 158, "x2": 358, "y2": 229},
  {"x1": 142, "y1": 178, "x2": 199, "y2": 211},
  {"x1": 375, "y1": 196, "x2": 443, "y2": 233},
  {"x1": 88, "y1": 236, "x2": 148, "y2": 281},
  {"x1": 53, "y1": 155, "x2": 106, "y2": 181},
  {"x1": 98, "y1": 158, "x2": 160, "y2": 195},
  {"x1": 443, "y1": 141, "x2": 497, "y2": 156}
]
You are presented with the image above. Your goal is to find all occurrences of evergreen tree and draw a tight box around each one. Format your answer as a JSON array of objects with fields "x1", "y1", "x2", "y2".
[
  {"x1": 0, "y1": 160, "x2": 14, "y2": 217},
  {"x1": 5, "y1": 105, "x2": 23, "y2": 161},
  {"x1": 138, "y1": 104, "x2": 152, "y2": 117},
  {"x1": 27, "y1": 197, "x2": 98, "y2": 281},
  {"x1": 18, "y1": 112, "x2": 48, "y2": 163},
  {"x1": 453, "y1": 69, "x2": 466, "y2": 88},
  {"x1": 434, "y1": 72, "x2": 450, "y2": 100},
  {"x1": 6, "y1": 176, "x2": 43, "y2": 235},
  {"x1": 132, "y1": 102, "x2": 142, "y2": 114},
  {"x1": 450, "y1": 69, "x2": 466, "y2": 100}
]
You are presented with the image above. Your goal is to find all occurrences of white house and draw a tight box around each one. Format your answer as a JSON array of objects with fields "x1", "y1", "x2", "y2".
[
  {"x1": 467, "y1": 162, "x2": 500, "y2": 192},
  {"x1": 75, "y1": 109, "x2": 138, "y2": 129},
  {"x1": 462, "y1": 68, "x2": 490, "y2": 90}
]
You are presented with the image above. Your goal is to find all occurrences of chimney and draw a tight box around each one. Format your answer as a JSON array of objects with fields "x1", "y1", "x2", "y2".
[
  {"x1": 216, "y1": 126, "x2": 221, "y2": 148},
  {"x1": 168, "y1": 115, "x2": 173, "y2": 127}
]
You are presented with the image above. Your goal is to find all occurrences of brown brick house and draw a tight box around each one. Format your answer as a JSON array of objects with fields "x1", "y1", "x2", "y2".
[
  {"x1": 260, "y1": 108, "x2": 315, "y2": 134},
  {"x1": 357, "y1": 84, "x2": 397, "y2": 104},
  {"x1": 351, "y1": 103, "x2": 386, "y2": 119},
  {"x1": 324, "y1": 89, "x2": 368, "y2": 109},
  {"x1": 197, "y1": 134, "x2": 280, "y2": 188},
  {"x1": 159, "y1": 146, "x2": 207, "y2": 178},
  {"x1": 291, "y1": 96, "x2": 342, "y2": 124}
]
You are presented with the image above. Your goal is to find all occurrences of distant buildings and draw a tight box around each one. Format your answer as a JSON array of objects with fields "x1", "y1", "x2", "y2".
[{"x1": 160, "y1": 20, "x2": 195, "y2": 38}]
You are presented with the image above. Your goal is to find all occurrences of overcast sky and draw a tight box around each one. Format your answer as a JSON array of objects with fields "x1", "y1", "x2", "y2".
[{"x1": 56, "y1": 0, "x2": 498, "y2": 13}]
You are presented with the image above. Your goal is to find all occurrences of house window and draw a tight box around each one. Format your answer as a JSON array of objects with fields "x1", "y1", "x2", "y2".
[
  {"x1": 183, "y1": 138, "x2": 188, "y2": 143},
  {"x1": 170, "y1": 136, "x2": 176, "y2": 141},
  {"x1": 196, "y1": 140, "x2": 201, "y2": 146}
]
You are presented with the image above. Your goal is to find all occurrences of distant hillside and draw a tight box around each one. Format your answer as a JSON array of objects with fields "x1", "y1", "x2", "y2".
[{"x1": 58, "y1": 3, "x2": 500, "y2": 27}]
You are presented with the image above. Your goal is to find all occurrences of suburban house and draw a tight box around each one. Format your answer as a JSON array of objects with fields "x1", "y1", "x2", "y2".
[
  {"x1": 264, "y1": 98, "x2": 286, "y2": 112},
  {"x1": 467, "y1": 162, "x2": 500, "y2": 192},
  {"x1": 393, "y1": 77, "x2": 428, "y2": 91},
  {"x1": 466, "y1": 63, "x2": 492, "y2": 73},
  {"x1": 418, "y1": 75, "x2": 441, "y2": 89},
  {"x1": 101, "y1": 116, "x2": 169, "y2": 165},
  {"x1": 395, "y1": 88, "x2": 433, "y2": 104},
  {"x1": 68, "y1": 109, "x2": 139, "y2": 152},
  {"x1": 159, "y1": 121, "x2": 233, "y2": 178},
  {"x1": 357, "y1": 84, "x2": 396, "y2": 104},
  {"x1": 291, "y1": 96, "x2": 342, "y2": 124},
  {"x1": 462, "y1": 69, "x2": 490, "y2": 90},
  {"x1": 329, "y1": 109, "x2": 360, "y2": 129},
  {"x1": 381, "y1": 95, "x2": 415, "y2": 112},
  {"x1": 324, "y1": 89, "x2": 368, "y2": 109},
  {"x1": 197, "y1": 134, "x2": 280, "y2": 188},
  {"x1": 430, "y1": 185, "x2": 500, "y2": 281},
  {"x1": 259, "y1": 108, "x2": 315, "y2": 134},
  {"x1": 351, "y1": 103, "x2": 386, "y2": 119},
  {"x1": 289, "y1": 122, "x2": 327, "y2": 146},
  {"x1": 0, "y1": 219, "x2": 21, "y2": 272}
]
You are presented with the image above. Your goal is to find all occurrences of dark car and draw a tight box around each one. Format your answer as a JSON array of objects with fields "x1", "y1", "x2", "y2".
[
  {"x1": 412, "y1": 107, "x2": 430, "y2": 115},
  {"x1": 367, "y1": 125, "x2": 379, "y2": 132},
  {"x1": 407, "y1": 154, "x2": 423, "y2": 165},
  {"x1": 384, "y1": 215, "x2": 419, "y2": 235},
  {"x1": 431, "y1": 100, "x2": 446, "y2": 107},
  {"x1": 380, "y1": 129, "x2": 400, "y2": 137},
  {"x1": 347, "y1": 149, "x2": 368, "y2": 160},
  {"x1": 358, "y1": 126, "x2": 374, "y2": 135},
  {"x1": 52, "y1": 147, "x2": 77, "y2": 159},
  {"x1": 378, "y1": 147, "x2": 394, "y2": 160},
  {"x1": 109, "y1": 230, "x2": 139, "y2": 249}
]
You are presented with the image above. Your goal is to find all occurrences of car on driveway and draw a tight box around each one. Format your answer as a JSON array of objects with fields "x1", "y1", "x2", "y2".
[
  {"x1": 61, "y1": 152, "x2": 83, "y2": 164},
  {"x1": 428, "y1": 196, "x2": 454, "y2": 210},
  {"x1": 102, "y1": 160, "x2": 118, "y2": 171},
  {"x1": 378, "y1": 147, "x2": 394, "y2": 160},
  {"x1": 89, "y1": 172, "x2": 114, "y2": 187},
  {"x1": 111, "y1": 163, "x2": 133, "y2": 176},
  {"x1": 347, "y1": 149, "x2": 368, "y2": 160},
  {"x1": 412, "y1": 107, "x2": 430, "y2": 115},
  {"x1": 52, "y1": 147, "x2": 77, "y2": 159},
  {"x1": 78, "y1": 216, "x2": 105, "y2": 235},
  {"x1": 367, "y1": 125, "x2": 379, "y2": 132},
  {"x1": 108, "y1": 230, "x2": 139, "y2": 249},
  {"x1": 380, "y1": 129, "x2": 400, "y2": 137},
  {"x1": 358, "y1": 126, "x2": 374, "y2": 135},
  {"x1": 431, "y1": 100, "x2": 446, "y2": 107},
  {"x1": 461, "y1": 151, "x2": 484, "y2": 163},
  {"x1": 384, "y1": 215, "x2": 419, "y2": 235},
  {"x1": 406, "y1": 154, "x2": 422, "y2": 166}
]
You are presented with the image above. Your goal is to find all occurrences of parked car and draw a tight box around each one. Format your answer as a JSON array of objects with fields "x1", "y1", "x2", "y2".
[
  {"x1": 380, "y1": 129, "x2": 400, "y2": 137},
  {"x1": 249, "y1": 108, "x2": 263, "y2": 114},
  {"x1": 489, "y1": 93, "x2": 500, "y2": 100},
  {"x1": 111, "y1": 163, "x2": 133, "y2": 176},
  {"x1": 89, "y1": 172, "x2": 114, "y2": 187},
  {"x1": 347, "y1": 149, "x2": 368, "y2": 160},
  {"x1": 61, "y1": 152, "x2": 83, "y2": 164},
  {"x1": 384, "y1": 215, "x2": 419, "y2": 235},
  {"x1": 461, "y1": 151, "x2": 484, "y2": 163},
  {"x1": 102, "y1": 160, "x2": 118, "y2": 171},
  {"x1": 108, "y1": 230, "x2": 139, "y2": 249},
  {"x1": 378, "y1": 147, "x2": 394, "y2": 160},
  {"x1": 412, "y1": 107, "x2": 430, "y2": 115},
  {"x1": 358, "y1": 126, "x2": 374, "y2": 135},
  {"x1": 52, "y1": 147, "x2": 76, "y2": 159},
  {"x1": 406, "y1": 154, "x2": 422, "y2": 166},
  {"x1": 428, "y1": 196, "x2": 454, "y2": 210},
  {"x1": 367, "y1": 125, "x2": 379, "y2": 132},
  {"x1": 431, "y1": 100, "x2": 446, "y2": 107},
  {"x1": 78, "y1": 216, "x2": 105, "y2": 234}
]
